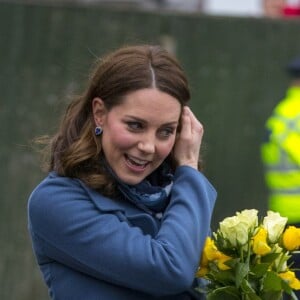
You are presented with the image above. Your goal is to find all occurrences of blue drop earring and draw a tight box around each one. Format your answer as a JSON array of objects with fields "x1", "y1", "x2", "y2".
[{"x1": 95, "y1": 126, "x2": 103, "y2": 136}]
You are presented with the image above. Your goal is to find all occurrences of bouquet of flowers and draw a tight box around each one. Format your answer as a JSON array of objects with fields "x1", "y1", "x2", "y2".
[{"x1": 196, "y1": 209, "x2": 300, "y2": 300}]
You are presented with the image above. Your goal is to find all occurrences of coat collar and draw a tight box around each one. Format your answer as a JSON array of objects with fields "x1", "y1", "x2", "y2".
[{"x1": 48, "y1": 171, "x2": 160, "y2": 236}]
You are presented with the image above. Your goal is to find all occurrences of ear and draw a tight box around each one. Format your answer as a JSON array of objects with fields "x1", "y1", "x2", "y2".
[{"x1": 92, "y1": 97, "x2": 107, "y2": 126}]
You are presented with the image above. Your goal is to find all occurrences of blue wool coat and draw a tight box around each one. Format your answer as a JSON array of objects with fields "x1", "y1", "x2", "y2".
[{"x1": 28, "y1": 166, "x2": 216, "y2": 300}]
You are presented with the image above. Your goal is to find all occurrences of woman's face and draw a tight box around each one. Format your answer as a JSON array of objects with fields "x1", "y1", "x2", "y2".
[{"x1": 93, "y1": 88, "x2": 181, "y2": 185}]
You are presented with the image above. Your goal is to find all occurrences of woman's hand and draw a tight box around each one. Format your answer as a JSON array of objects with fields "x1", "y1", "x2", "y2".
[{"x1": 173, "y1": 106, "x2": 204, "y2": 169}]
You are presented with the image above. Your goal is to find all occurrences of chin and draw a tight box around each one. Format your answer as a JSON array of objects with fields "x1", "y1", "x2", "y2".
[
  {"x1": 118, "y1": 174, "x2": 145, "y2": 186},
  {"x1": 122, "y1": 178, "x2": 144, "y2": 186}
]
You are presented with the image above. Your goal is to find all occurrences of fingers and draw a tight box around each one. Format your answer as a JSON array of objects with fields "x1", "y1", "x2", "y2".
[
  {"x1": 173, "y1": 106, "x2": 203, "y2": 169},
  {"x1": 182, "y1": 106, "x2": 204, "y2": 137},
  {"x1": 180, "y1": 106, "x2": 192, "y2": 137}
]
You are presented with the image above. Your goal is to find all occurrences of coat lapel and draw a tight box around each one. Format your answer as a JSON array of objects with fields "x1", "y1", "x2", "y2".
[{"x1": 79, "y1": 181, "x2": 160, "y2": 237}]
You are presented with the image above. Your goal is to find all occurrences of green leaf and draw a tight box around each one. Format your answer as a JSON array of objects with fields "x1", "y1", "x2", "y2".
[
  {"x1": 244, "y1": 293, "x2": 262, "y2": 300},
  {"x1": 235, "y1": 262, "x2": 249, "y2": 287},
  {"x1": 211, "y1": 269, "x2": 236, "y2": 285},
  {"x1": 225, "y1": 258, "x2": 240, "y2": 269},
  {"x1": 260, "y1": 291, "x2": 283, "y2": 300},
  {"x1": 281, "y1": 277, "x2": 292, "y2": 294},
  {"x1": 250, "y1": 263, "x2": 270, "y2": 278},
  {"x1": 241, "y1": 278, "x2": 256, "y2": 294},
  {"x1": 262, "y1": 271, "x2": 282, "y2": 291},
  {"x1": 260, "y1": 253, "x2": 280, "y2": 263},
  {"x1": 207, "y1": 286, "x2": 240, "y2": 300}
]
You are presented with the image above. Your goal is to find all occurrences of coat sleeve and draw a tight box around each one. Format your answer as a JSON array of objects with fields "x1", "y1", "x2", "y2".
[{"x1": 28, "y1": 166, "x2": 216, "y2": 297}]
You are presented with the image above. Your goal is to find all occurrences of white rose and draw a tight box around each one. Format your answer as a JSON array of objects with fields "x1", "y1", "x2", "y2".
[
  {"x1": 263, "y1": 211, "x2": 288, "y2": 243},
  {"x1": 236, "y1": 209, "x2": 258, "y2": 233},
  {"x1": 219, "y1": 215, "x2": 249, "y2": 247}
]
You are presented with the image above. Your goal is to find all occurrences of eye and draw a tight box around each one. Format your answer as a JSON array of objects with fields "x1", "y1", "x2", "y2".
[
  {"x1": 158, "y1": 127, "x2": 175, "y2": 138},
  {"x1": 126, "y1": 121, "x2": 144, "y2": 131}
]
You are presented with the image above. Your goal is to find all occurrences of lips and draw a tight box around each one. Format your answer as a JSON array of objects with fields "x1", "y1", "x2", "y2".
[{"x1": 125, "y1": 154, "x2": 150, "y2": 171}]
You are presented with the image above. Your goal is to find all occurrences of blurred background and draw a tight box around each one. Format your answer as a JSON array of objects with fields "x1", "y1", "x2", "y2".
[{"x1": 1, "y1": 0, "x2": 300, "y2": 299}]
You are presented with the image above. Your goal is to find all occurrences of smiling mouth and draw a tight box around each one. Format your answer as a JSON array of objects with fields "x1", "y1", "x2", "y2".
[{"x1": 125, "y1": 154, "x2": 150, "y2": 169}]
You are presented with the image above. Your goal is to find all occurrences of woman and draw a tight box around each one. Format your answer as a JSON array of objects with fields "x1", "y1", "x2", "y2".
[{"x1": 28, "y1": 44, "x2": 217, "y2": 299}]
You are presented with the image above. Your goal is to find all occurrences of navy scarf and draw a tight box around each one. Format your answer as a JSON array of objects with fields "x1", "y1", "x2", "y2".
[{"x1": 102, "y1": 158, "x2": 173, "y2": 214}]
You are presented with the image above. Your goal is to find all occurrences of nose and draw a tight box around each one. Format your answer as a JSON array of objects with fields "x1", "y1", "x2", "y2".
[{"x1": 137, "y1": 134, "x2": 156, "y2": 154}]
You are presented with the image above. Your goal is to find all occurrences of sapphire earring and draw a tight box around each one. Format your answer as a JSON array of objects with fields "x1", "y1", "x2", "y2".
[{"x1": 95, "y1": 126, "x2": 103, "y2": 136}]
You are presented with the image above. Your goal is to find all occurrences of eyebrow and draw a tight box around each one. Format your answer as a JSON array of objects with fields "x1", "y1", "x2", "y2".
[{"x1": 125, "y1": 115, "x2": 179, "y2": 127}]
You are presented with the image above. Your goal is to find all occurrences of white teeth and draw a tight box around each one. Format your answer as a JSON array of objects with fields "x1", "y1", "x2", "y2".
[{"x1": 127, "y1": 155, "x2": 148, "y2": 166}]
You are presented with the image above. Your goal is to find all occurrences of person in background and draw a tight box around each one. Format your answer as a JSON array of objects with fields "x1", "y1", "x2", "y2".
[
  {"x1": 263, "y1": 0, "x2": 285, "y2": 17},
  {"x1": 27, "y1": 44, "x2": 217, "y2": 300},
  {"x1": 283, "y1": 0, "x2": 300, "y2": 16},
  {"x1": 261, "y1": 56, "x2": 300, "y2": 299},
  {"x1": 263, "y1": 0, "x2": 300, "y2": 18}
]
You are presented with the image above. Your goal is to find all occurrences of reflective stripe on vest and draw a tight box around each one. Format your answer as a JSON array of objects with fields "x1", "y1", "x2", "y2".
[{"x1": 269, "y1": 195, "x2": 300, "y2": 223}]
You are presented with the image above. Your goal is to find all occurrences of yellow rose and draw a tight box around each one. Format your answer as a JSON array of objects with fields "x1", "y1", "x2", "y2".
[
  {"x1": 263, "y1": 211, "x2": 288, "y2": 243},
  {"x1": 202, "y1": 237, "x2": 221, "y2": 262},
  {"x1": 196, "y1": 266, "x2": 208, "y2": 277},
  {"x1": 217, "y1": 252, "x2": 232, "y2": 270},
  {"x1": 197, "y1": 237, "x2": 232, "y2": 277},
  {"x1": 282, "y1": 226, "x2": 300, "y2": 251},
  {"x1": 197, "y1": 237, "x2": 220, "y2": 278},
  {"x1": 279, "y1": 271, "x2": 300, "y2": 290},
  {"x1": 252, "y1": 227, "x2": 272, "y2": 256}
]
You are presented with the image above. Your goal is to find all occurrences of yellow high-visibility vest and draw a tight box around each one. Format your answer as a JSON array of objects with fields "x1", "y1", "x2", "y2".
[{"x1": 261, "y1": 86, "x2": 300, "y2": 223}]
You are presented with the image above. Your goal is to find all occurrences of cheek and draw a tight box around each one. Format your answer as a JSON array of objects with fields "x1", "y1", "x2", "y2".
[
  {"x1": 112, "y1": 134, "x2": 135, "y2": 150},
  {"x1": 157, "y1": 139, "x2": 176, "y2": 159},
  {"x1": 104, "y1": 124, "x2": 136, "y2": 150}
]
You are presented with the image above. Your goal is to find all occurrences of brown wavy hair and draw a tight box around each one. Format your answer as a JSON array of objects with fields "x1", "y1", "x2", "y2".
[{"x1": 43, "y1": 44, "x2": 191, "y2": 195}]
